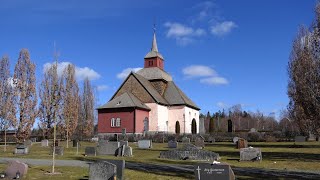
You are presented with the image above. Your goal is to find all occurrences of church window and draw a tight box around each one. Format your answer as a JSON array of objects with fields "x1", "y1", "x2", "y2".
[
  {"x1": 116, "y1": 118, "x2": 121, "y2": 127},
  {"x1": 111, "y1": 118, "x2": 115, "y2": 127}
]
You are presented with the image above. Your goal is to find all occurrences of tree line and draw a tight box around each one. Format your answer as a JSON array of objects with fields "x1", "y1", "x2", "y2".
[{"x1": 0, "y1": 49, "x2": 95, "y2": 145}]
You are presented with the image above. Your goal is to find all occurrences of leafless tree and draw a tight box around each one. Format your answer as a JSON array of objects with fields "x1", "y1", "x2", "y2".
[
  {"x1": 0, "y1": 56, "x2": 16, "y2": 150},
  {"x1": 13, "y1": 49, "x2": 37, "y2": 142}
]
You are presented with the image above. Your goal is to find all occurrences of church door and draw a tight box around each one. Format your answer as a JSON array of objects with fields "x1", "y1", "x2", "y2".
[{"x1": 191, "y1": 119, "x2": 197, "y2": 134}]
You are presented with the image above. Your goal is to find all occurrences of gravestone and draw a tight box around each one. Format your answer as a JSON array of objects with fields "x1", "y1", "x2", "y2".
[
  {"x1": 181, "y1": 137, "x2": 190, "y2": 144},
  {"x1": 51, "y1": 146, "x2": 64, "y2": 155},
  {"x1": 119, "y1": 140, "x2": 128, "y2": 147},
  {"x1": 208, "y1": 136, "x2": 215, "y2": 143},
  {"x1": 168, "y1": 140, "x2": 178, "y2": 148},
  {"x1": 73, "y1": 139, "x2": 79, "y2": 147},
  {"x1": 249, "y1": 128, "x2": 257, "y2": 133},
  {"x1": 14, "y1": 145, "x2": 29, "y2": 154},
  {"x1": 233, "y1": 137, "x2": 239, "y2": 144},
  {"x1": 41, "y1": 139, "x2": 49, "y2": 147},
  {"x1": 138, "y1": 140, "x2": 152, "y2": 149},
  {"x1": 115, "y1": 145, "x2": 132, "y2": 157},
  {"x1": 295, "y1": 136, "x2": 306, "y2": 142},
  {"x1": 240, "y1": 147, "x2": 262, "y2": 161},
  {"x1": 97, "y1": 141, "x2": 120, "y2": 155},
  {"x1": 24, "y1": 140, "x2": 32, "y2": 146},
  {"x1": 85, "y1": 147, "x2": 96, "y2": 156},
  {"x1": 237, "y1": 138, "x2": 248, "y2": 149},
  {"x1": 89, "y1": 161, "x2": 117, "y2": 180},
  {"x1": 228, "y1": 119, "x2": 233, "y2": 132},
  {"x1": 5, "y1": 160, "x2": 28, "y2": 179},
  {"x1": 194, "y1": 162, "x2": 235, "y2": 180},
  {"x1": 195, "y1": 136, "x2": 205, "y2": 149}
]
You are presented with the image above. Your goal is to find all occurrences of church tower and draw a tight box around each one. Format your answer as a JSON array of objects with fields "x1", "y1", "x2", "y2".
[{"x1": 144, "y1": 29, "x2": 164, "y2": 70}]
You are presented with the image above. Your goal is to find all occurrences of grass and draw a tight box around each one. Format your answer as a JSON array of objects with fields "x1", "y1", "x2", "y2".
[{"x1": 0, "y1": 141, "x2": 320, "y2": 179}]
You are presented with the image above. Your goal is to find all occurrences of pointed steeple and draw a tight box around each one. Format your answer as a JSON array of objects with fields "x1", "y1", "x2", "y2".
[
  {"x1": 144, "y1": 25, "x2": 164, "y2": 70},
  {"x1": 151, "y1": 27, "x2": 158, "y2": 52}
]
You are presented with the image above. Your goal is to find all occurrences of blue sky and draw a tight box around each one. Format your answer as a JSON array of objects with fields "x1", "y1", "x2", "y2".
[{"x1": 0, "y1": 0, "x2": 316, "y2": 119}]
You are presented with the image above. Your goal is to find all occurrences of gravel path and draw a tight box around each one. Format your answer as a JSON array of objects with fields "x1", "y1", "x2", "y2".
[{"x1": 1, "y1": 157, "x2": 320, "y2": 179}]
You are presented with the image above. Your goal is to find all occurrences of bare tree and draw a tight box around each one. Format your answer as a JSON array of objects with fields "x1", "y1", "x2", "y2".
[
  {"x1": 0, "y1": 56, "x2": 16, "y2": 151},
  {"x1": 39, "y1": 63, "x2": 63, "y2": 138},
  {"x1": 13, "y1": 49, "x2": 37, "y2": 142},
  {"x1": 62, "y1": 64, "x2": 79, "y2": 148},
  {"x1": 80, "y1": 77, "x2": 95, "y2": 139}
]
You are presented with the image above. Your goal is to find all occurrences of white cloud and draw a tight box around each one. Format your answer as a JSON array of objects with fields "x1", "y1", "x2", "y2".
[
  {"x1": 182, "y1": 65, "x2": 216, "y2": 77},
  {"x1": 97, "y1": 85, "x2": 109, "y2": 91},
  {"x1": 43, "y1": 61, "x2": 101, "y2": 81},
  {"x1": 192, "y1": 1, "x2": 216, "y2": 22},
  {"x1": 200, "y1": 76, "x2": 228, "y2": 85},
  {"x1": 116, "y1": 67, "x2": 142, "y2": 80},
  {"x1": 217, "y1": 102, "x2": 228, "y2": 108},
  {"x1": 211, "y1": 21, "x2": 237, "y2": 36},
  {"x1": 164, "y1": 22, "x2": 206, "y2": 45}
]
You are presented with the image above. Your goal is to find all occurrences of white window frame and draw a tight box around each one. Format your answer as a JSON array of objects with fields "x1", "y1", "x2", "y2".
[
  {"x1": 111, "y1": 118, "x2": 115, "y2": 127},
  {"x1": 116, "y1": 118, "x2": 121, "y2": 127}
]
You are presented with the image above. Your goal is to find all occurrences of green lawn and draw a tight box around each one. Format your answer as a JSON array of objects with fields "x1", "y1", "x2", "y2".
[{"x1": 0, "y1": 141, "x2": 319, "y2": 179}]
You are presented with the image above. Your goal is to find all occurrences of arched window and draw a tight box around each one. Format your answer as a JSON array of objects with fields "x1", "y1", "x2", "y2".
[
  {"x1": 116, "y1": 118, "x2": 121, "y2": 127},
  {"x1": 111, "y1": 118, "x2": 115, "y2": 127}
]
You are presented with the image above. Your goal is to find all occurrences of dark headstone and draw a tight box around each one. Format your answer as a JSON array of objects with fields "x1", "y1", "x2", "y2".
[
  {"x1": 85, "y1": 147, "x2": 96, "y2": 156},
  {"x1": 89, "y1": 161, "x2": 116, "y2": 180},
  {"x1": 228, "y1": 119, "x2": 233, "y2": 132},
  {"x1": 240, "y1": 147, "x2": 262, "y2": 161},
  {"x1": 5, "y1": 160, "x2": 28, "y2": 179},
  {"x1": 14, "y1": 145, "x2": 28, "y2": 154},
  {"x1": 237, "y1": 138, "x2": 248, "y2": 149},
  {"x1": 168, "y1": 140, "x2": 178, "y2": 148},
  {"x1": 295, "y1": 136, "x2": 306, "y2": 142},
  {"x1": 97, "y1": 141, "x2": 120, "y2": 155},
  {"x1": 195, "y1": 136, "x2": 205, "y2": 149},
  {"x1": 194, "y1": 163, "x2": 235, "y2": 180},
  {"x1": 41, "y1": 139, "x2": 49, "y2": 147},
  {"x1": 51, "y1": 146, "x2": 64, "y2": 155},
  {"x1": 138, "y1": 140, "x2": 152, "y2": 149},
  {"x1": 73, "y1": 139, "x2": 79, "y2": 147}
]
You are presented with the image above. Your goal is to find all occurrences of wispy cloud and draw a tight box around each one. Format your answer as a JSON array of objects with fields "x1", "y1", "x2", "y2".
[
  {"x1": 211, "y1": 21, "x2": 237, "y2": 36},
  {"x1": 96, "y1": 85, "x2": 109, "y2": 91},
  {"x1": 116, "y1": 67, "x2": 142, "y2": 80},
  {"x1": 164, "y1": 22, "x2": 206, "y2": 46},
  {"x1": 191, "y1": 1, "x2": 217, "y2": 23},
  {"x1": 182, "y1": 65, "x2": 228, "y2": 85},
  {"x1": 43, "y1": 61, "x2": 101, "y2": 81}
]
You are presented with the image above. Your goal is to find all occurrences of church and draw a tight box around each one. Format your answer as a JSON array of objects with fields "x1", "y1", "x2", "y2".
[{"x1": 97, "y1": 30, "x2": 200, "y2": 135}]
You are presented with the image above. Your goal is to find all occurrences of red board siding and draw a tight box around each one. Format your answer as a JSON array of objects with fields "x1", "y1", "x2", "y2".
[
  {"x1": 135, "y1": 109, "x2": 149, "y2": 133},
  {"x1": 98, "y1": 108, "x2": 134, "y2": 133}
]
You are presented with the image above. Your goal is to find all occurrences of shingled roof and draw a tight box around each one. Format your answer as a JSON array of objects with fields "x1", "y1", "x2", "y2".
[
  {"x1": 97, "y1": 92, "x2": 151, "y2": 110},
  {"x1": 136, "y1": 67, "x2": 172, "y2": 81}
]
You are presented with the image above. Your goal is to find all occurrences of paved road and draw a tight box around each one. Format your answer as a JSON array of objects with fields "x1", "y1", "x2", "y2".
[{"x1": 1, "y1": 158, "x2": 320, "y2": 179}]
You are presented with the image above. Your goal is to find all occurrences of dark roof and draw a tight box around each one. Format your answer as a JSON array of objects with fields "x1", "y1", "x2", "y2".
[
  {"x1": 164, "y1": 81, "x2": 200, "y2": 110},
  {"x1": 136, "y1": 67, "x2": 172, "y2": 81},
  {"x1": 98, "y1": 92, "x2": 151, "y2": 110}
]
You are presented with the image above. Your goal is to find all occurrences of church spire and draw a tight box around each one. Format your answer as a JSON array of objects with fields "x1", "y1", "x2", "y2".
[
  {"x1": 144, "y1": 24, "x2": 164, "y2": 70},
  {"x1": 151, "y1": 25, "x2": 158, "y2": 52}
]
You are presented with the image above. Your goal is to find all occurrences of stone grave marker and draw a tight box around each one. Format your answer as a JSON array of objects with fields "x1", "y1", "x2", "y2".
[
  {"x1": 195, "y1": 136, "x2": 205, "y2": 149},
  {"x1": 41, "y1": 139, "x2": 49, "y2": 147},
  {"x1": 73, "y1": 139, "x2": 79, "y2": 147},
  {"x1": 97, "y1": 141, "x2": 120, "y2": 155},
  {"x1": 138, "y1": 140, "x2": 152, "y2": 149},
  {"x1": 51, "y1": 146, "x2": 64, "y2": 155},
  {"x1": 89, "y1": 161, "x2": 117, "y2": 180},
  {"x1": 119, "y1": 140, "x2": 128, "y2": 147},
  {"x1": 106, "y1": 159, "x2": 125, "y2": 180},
  {"x1": 240, "y1": 147, "x2": 262, "y2": 161},
  {"x1": 233, "y1": 137, "x2": 239, "y2": 144},
  {"x1": 295, "y1": 136, "x2": 306, "y2": 142},
  {"x1": 181, "y1": 137, "x2": 190, "y2": 144},
  {"x1": 14, "y1": 145, "x2": 29, "y2": 154},
  {"x1": 24, "y1": 140, "x2": 32, "y2": 146},
  {"x1": 85, "y1": 147, "x2": 96, "y2": 156},
  {"x1": 168, "y1": 140, "x2": 178, "y2": 148},
  {"x1": 115, "y1": 145, "x2": 132, "y2": 157},
  {"x1": 194, "y1": 162, "x2": 235, "y2": 180},
  {"x1": 5, "y1": 160, "x2": 28, "y2": 179},
  {"x1": 236, "y1": 138, "x2": 248, "y2": 149}
]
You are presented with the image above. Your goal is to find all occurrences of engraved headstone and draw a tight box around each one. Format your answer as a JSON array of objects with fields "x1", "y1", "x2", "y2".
[
  {"x1": 14, "y1": 145, "x2": 29, "y2": 154},
  {"x1": 5, "y1": 160, "x2": 28, "y2": 179},
  {"x1": 237, "y1": 138, "x2": 248, "y2": 149},
  {"x1": 97, "y1": 141, "x2": 120, "y2": 155},
  {"x1": 138, "y1": 140, "x2": 152, "y2": 149},
  {"x1": 41, "y1": 139, "x2": 49, "y2": 147},
  {"x1": 85, "y1": 147, "x2": 96, "y2": 156},
  {"x1": 89, "y1": 161, "x2": 116, "y2": 180},
  {"x1": 240, "y1": 147, "x2": 262, "y2": 161},
  {"x1": 194, "y1": 163, "x2": 235, "y2": 180},
  {"x1": 115, "y1": 145, "x2": 132, "y2": 157},
  {"x1": 168, "y1": 140, "x2": 178, "y2": 148}
]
